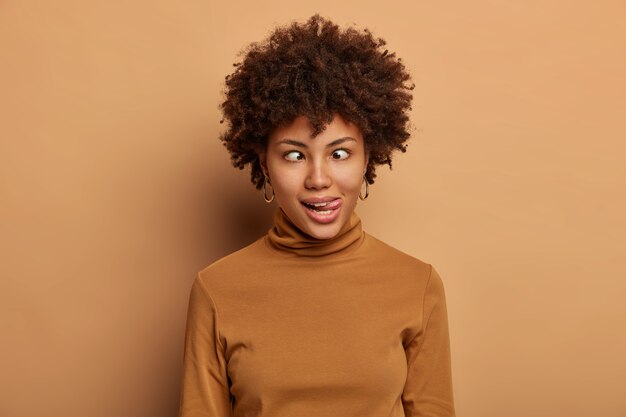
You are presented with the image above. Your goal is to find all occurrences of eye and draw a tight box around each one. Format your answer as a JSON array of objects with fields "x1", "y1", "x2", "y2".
[
  {"x1": 284, "y1": 151, "x2": 304, "y2": 162},
  {"x1": 331, "y1": 149, "x2": 350, "y2": 160}
]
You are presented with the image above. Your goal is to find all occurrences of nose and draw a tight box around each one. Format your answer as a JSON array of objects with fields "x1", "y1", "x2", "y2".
[{"x1": 304, "y1": 160, "x2": 332, "y2": 190}]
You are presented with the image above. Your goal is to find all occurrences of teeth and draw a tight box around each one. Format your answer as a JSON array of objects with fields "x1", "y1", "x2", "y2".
[
  {"x1": 303, "y1": 201, "x2": 330, "y2": 208},
  {"x1": 302, "y1": 202, "x2": 333, "y2": 215}
]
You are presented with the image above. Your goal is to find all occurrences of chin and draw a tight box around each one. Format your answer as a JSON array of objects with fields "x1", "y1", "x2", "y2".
[{"x1": 302, "y1": 221, "x2": 343, "y2": 240}]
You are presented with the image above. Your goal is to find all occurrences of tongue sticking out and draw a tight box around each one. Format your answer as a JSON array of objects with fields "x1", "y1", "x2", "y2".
[
  {"x1": 302, "y1": 199, "x2": 340, "y2": 211},
  {"x1": 301, "y1": 198, "x2": 343, "y2": 223}
]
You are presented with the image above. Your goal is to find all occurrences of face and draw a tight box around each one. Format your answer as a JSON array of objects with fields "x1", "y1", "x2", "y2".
[{"x1": 260, "y1": 113, "x2": 368, "y2": 240}]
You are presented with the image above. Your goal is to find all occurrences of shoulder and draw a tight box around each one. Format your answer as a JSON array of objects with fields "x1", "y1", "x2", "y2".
[
  {"x1": 197, "y1": 236, "x2": 268, "y2": 288},
  {"x1": 361, "y1": 232, "x2": 433, "y2": 282},
  {"x1": 361, "y1": 232, "x2": 448, "y2": 317},
  {"x1": 360, "y1": 232, "x2": 449, "y2": 299}
]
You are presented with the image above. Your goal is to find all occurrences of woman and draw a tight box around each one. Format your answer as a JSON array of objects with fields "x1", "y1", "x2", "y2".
[{"x1": 178, "y1": 14, "x2": 455, "y2": 417}]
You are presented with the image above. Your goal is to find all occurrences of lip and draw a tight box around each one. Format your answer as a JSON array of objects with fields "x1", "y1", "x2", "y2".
[
  {"x1": 300, "y1": 196, "x2": 341, "y2": 204},
  {"x1": 300, "y1": 197, "x2": 342, "y2": 224}
]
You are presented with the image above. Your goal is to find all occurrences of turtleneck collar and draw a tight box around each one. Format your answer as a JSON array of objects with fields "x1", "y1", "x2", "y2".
[{"x1": 266, "y1": 208, "x2": 364, "y2": 257}]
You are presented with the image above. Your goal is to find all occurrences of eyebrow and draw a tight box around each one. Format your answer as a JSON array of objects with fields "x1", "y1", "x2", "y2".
[{"x1": 277, "y1": 137, "x2": 356, "y2": 148}]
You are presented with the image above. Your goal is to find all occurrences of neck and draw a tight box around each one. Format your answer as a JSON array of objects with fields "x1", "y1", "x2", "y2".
[{"x1": 266, "y1": 208, "x2": 364, "y2": 257}]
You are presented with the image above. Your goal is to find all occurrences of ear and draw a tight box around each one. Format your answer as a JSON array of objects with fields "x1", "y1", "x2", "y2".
[
  {"x1": 258, "y1": 152, "x2": 269, "y2": 178},
  {"x1": 363, "y1": 153, "x2": 369, "y2": 176}
]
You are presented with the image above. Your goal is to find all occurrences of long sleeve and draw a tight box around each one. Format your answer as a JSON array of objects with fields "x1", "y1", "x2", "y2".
[
  {"x1": 178, "y1": 275, "x2": 232, "y2": 417},
  {"x1": 402, "y1": 265, "x2": 456, "y2": 417}
]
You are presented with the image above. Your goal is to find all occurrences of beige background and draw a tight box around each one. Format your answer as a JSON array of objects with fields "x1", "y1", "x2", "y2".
[{"x1": 1, "y1": 1, "x2": 625, "y2": 416}]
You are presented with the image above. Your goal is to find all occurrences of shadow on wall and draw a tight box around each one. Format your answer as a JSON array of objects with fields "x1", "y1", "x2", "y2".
[
  {"x1": 203, "y1": 159, "x2": 276, "y2": 263},
  {"x1": 167, "y1": 155, "x2": 276, "y2": 415}
]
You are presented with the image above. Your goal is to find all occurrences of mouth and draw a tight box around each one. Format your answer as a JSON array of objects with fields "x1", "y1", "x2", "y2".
[{"x1": 300, "y1": 198, "x2": 342, "y2": 224}]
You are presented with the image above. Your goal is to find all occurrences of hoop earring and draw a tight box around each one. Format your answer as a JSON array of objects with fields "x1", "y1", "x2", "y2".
[
  {"x1": 359, "y1": 177, "x2": 369, "y2": 200},
  {"x1": 263, "y1": 175, "x2": 275, "y2": 203}
]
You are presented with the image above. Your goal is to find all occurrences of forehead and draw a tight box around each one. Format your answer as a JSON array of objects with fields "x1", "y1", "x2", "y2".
[{"x1": 268, "y1": 114, "x2": 363, "y2": 145}]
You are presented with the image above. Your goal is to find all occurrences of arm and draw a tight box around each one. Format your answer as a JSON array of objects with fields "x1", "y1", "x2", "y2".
[
  {"x1": 402, "y1": 265, "x2": 456, "y2": 417},
  {"x1": 178, "y1": 275, "x2": 232, "y2": 417}
]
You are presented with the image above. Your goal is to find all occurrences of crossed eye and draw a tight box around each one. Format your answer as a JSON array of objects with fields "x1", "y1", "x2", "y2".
[
  {"x1": 332, "y1": 149, "x2": 350, "y2": 160},
  {"x1": 284, "y1": 149, "x2": 350, "y2": 162},
  {"x1": 285, "y1": 151, "x2": 305, "y2": 161}
]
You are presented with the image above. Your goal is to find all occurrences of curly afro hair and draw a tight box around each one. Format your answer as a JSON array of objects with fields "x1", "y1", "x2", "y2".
[{"x1": 219, "y1": 14, "x2": 414, "y2": 189}]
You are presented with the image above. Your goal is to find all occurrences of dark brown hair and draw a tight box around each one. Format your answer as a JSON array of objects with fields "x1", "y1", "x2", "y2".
[{"x1": 219, "y1": 14, "x2": 414, "y2": 189}]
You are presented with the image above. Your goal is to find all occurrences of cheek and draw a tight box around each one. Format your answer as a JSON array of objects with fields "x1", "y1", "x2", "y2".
[
  {"x1": 335, "y1": 171, "x2": 365, "y2": 194},
  {"x1": 266, "y1": 159, "x2": 298, "y2": 196},
  {"x1": 270, "y1": 174, "x2": 301, "y2": 199}
]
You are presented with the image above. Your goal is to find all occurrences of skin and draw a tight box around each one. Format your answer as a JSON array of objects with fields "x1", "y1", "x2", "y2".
[{"x1": 259, "y1": 113, "x2": 369, "y2": 240}]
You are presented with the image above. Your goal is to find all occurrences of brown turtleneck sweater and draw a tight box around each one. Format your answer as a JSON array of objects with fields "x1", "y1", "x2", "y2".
[{"x1": 178, "y1": 208, "x2": 455, "y2": 417}]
